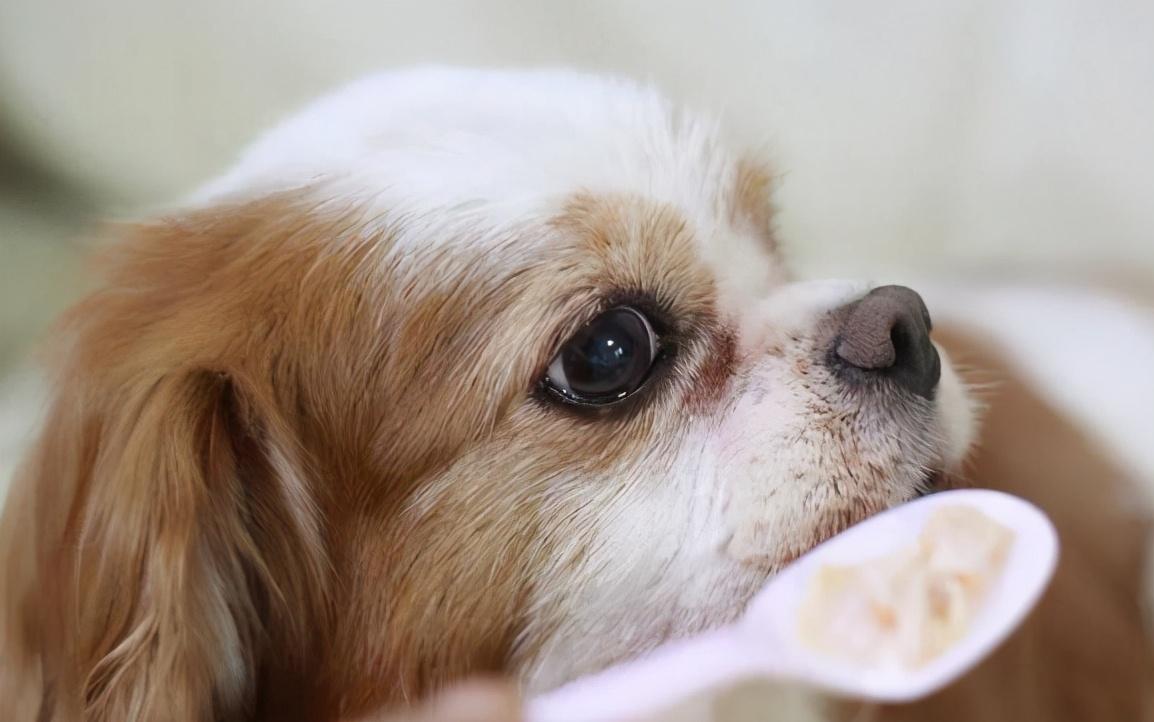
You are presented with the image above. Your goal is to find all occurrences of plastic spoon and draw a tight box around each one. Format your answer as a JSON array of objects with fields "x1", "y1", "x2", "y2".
[{"x1": 528, "y1": 489, "x2": 1058, "y2": 722}]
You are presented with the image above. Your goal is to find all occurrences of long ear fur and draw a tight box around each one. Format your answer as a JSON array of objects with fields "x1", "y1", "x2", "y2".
[
  {"x1": 75, "y1": 370, "x2": 264, "y2": 719},
  {"x1": 0, "y1": 219, "x2": 330, "y2": 721}
]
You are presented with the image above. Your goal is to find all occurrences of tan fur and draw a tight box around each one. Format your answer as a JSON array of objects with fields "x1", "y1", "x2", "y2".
[
  {"x1": 0, "y1": 191, "x2": 561, "y2": 719},
  {"x1": 0, "y1": 188, "x2": 763, "y2": 720},
  {"x1": 1, "y1": 195, "x2": 357, "y2": 720}
]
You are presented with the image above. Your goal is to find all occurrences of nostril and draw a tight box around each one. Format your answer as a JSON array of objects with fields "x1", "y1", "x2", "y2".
[{"x1": 889, "y1": 317, "x2": 914, "y2": 361}]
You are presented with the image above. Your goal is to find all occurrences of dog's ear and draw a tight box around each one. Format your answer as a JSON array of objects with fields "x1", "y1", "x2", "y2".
[
  {"x1": 7, "y1": 362, "x2": 327, "y2": 722},
  {"x1": 0, "y1": 211, "x2": 332, "y2": 720},
  {"x1": 76, "y1": 369, "x2": 262, "y2": 718}
]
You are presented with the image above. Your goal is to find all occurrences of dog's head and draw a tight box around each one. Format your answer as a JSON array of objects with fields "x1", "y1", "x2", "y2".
[{"x1": 2, "y1": 68, "x2": 975, "y2": 720}]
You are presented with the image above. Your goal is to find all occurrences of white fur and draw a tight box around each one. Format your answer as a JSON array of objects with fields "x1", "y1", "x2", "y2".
[{"x1": 196, "y1": 69, "x2": 727, "y2": 231}]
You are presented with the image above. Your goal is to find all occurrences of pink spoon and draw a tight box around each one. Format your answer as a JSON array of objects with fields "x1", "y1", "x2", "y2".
[{"x1": 528, "y1": 489, "x2": 1058, "y2": 721}]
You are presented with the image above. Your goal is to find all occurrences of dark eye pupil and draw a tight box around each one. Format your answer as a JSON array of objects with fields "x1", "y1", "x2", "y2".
[{"x1": 550, "y1": 307, "x2": 656, "y2": 403}]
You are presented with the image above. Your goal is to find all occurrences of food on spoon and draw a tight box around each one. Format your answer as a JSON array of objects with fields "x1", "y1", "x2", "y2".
[{"x1": 798, "y1": 505, "x2": 1014, "y2": 668}]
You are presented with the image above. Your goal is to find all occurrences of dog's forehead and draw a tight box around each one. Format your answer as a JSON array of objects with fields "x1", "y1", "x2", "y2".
[
  {"x1": 199, "y1": 68, "x2": 725, "y2": 214},
  {"x1": 196, "y1": 67, "x2": 780, "y2": 306}
]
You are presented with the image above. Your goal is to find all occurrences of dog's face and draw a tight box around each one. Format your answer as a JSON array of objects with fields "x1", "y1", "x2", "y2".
[{"x1": 3, "y1": 68, "x2": 976, "y2": 720}]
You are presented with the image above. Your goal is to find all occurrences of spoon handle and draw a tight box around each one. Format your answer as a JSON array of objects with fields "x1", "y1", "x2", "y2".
[{"x1": 527, "y1": 629, "x2": 773, "y2": 722}]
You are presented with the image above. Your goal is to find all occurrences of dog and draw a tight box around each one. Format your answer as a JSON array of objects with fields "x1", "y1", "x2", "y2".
[{"x1": 1, "y1": 67, "x2": 1150, "y2": 722}]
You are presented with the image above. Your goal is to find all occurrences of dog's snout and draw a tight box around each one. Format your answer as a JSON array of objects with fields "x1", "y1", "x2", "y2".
[{"x1": 832, "y1": 285, "x2": 941, "y2": 398}]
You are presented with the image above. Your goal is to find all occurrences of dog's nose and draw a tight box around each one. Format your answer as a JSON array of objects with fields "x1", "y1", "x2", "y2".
[{"x1": 833, "y1": 285, "x2": 941, "y2": 398}]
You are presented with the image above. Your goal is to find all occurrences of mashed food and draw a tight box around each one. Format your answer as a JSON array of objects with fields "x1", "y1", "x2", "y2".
[{"x1": 798, "y1": 505, "x2": 1013, "y2": 668}]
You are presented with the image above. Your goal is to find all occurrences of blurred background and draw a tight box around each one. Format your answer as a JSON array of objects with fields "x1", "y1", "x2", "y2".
[{"x1": 1, "y1": 1, "x2": 1152, "y2": 493}]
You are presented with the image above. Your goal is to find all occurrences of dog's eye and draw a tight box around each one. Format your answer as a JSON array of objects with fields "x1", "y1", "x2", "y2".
[{"x1": 543, "y1": 306, "x2": 659, "y2": 405}]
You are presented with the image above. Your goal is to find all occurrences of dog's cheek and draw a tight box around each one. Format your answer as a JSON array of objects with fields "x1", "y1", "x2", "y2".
[
  {"x1": 514, "y1": 431, "x2": 754, "y2": 691},
  {"x1": 713, "y1": 371, "x2": 814, "y2": 568}
]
